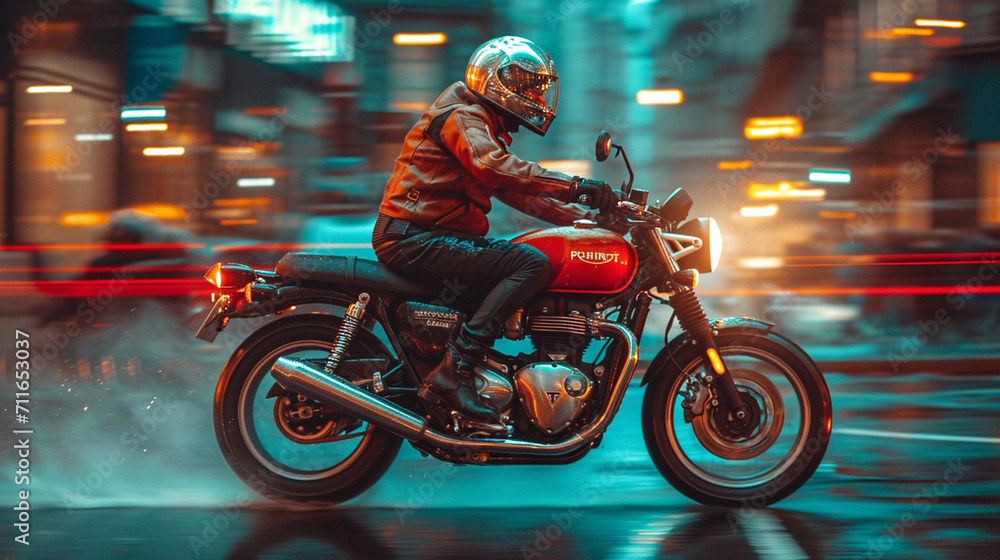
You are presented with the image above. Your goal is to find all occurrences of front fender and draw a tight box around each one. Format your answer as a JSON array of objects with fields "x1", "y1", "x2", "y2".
[{"x1": 640, "y1": 316, "x2": 775, "y2": 387}]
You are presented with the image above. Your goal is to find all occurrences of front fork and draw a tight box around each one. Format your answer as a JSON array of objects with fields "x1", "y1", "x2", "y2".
[
  {"x1": 643, "y1": 227, "x2": 747, "y2": 415},
  {"x1": 669, "y1": 289, "x2": 746, "y2": 416}
]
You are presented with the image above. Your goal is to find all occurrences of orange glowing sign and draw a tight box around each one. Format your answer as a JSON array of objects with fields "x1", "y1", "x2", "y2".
[
  {"x1": 717, "y1": 160, "x2": 753, "y2": 170},
  {"x1": 126, "y1": 123, "x2": 168, "y2": 132},
  {"x1": 869, "y1": 71, "x2": 914, "y2": 83},
  {"x1": 142, "y1": 147, "x2": 185, "y2": 156},
  {"x1": 393, "y1": 33, "x2": 447, "y2": 45},
  {"x1": 914, "y1": 19, "x2": 965, "y2": 28},
  {"x1": 749, "y1": 181, "x2": 826, "y2": 200},
  {"x1": 636, "y1": 89, "x2": 683, "y2": 105},
  {"x1": 744, "y1": 117, "x2": 802, "y2": 140}
]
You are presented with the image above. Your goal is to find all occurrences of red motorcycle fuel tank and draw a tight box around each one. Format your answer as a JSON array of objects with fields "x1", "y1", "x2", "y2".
[{"x1": 511, "y1": 226, "x2": 637, "y2": 293}]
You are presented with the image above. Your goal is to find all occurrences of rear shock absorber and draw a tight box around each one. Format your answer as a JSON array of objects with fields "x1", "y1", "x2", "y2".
[
  {"x1": 670, "y1": 289, "x2": 744, "y2": 411},
  {"x1": 324, "y1": 293, "x2": 370, "y2": 374}
]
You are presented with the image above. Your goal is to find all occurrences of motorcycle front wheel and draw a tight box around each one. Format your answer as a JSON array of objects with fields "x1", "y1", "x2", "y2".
[
  {"x1": 214, "y1": 315, "x2": 403, "y2": 503},
  {"x1": 642, "y1": 329, "x2": 832, "y2": 507}
]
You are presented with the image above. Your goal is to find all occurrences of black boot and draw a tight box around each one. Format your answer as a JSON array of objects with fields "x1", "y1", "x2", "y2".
[{"x1": 418, "y1": 342, "x2": 499, "y2": 423}]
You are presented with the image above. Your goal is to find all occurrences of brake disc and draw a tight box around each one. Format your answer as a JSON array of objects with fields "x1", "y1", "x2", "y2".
[
  {"x1": 691, "y1": 368, "x2": 785, "y2": 460},
  {"x1": 273, "y1": 391, "x2": 362, "y2": 444}
]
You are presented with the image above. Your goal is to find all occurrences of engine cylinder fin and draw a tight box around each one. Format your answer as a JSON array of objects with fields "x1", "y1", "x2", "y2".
[{"x1": 527, "y1": 315, "x2": 589, "y2": 336}]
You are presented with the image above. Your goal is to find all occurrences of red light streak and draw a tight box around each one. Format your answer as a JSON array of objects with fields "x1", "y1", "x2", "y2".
[
  {"x1": 212, "y1": 243, "x2": 369, "y2": 251},
  {"x1": 701, "y1": 286, "x2": 1000, "y2": 297},
  {"x1": 784, "y1": 252, "x2": 997, "y2": 261},
  {"x1": 786, "y1": 259, "x2": 996, "y2": 268},
  {"x1": 3, "y1": 279, "x2": 214, "y2": 298},
  {"x1": 0, "y1": 265, "x2": 204, "y2": 273},
  {"x1": 0, "y1": 243, "x2": 205, "y2": 252}
]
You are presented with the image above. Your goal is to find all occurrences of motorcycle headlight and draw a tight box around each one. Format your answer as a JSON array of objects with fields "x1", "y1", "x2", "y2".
[{"x1": 676, "y1": 217, "x2": 723, "y2": 273}]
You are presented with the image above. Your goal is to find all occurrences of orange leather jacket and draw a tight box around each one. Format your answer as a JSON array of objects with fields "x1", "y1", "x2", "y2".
[{"x1": 377, "y1": 82, "x2": 589, "y2": 236}]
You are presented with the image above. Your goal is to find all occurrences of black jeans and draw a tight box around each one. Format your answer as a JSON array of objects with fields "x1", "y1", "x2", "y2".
[{"x1": 373, "y1": 217, "x2": 551, "y2": 346}]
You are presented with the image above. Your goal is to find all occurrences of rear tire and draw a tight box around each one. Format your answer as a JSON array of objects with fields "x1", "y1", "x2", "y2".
[
  {"x1": 642, "y1": 330, "x2": 832, "y2": 507},
  {"x1": 214, "y1": 315, "x2": 403, "y2": 503}
]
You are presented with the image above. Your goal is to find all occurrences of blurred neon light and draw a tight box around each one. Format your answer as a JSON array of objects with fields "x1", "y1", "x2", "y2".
[
  {"x1": 58, "y1": 211, "x2": 109, "y2": 227},
  {"x1": 745, "y1": 116, "x2": 801, "y2": 139},
  {"x1": 4, "y1": 279, "x2": 213, "y2": 298},
  {"x1": 133, "y1": 204, "x2": 187, "y2": 220},
  {"x1": 245, "y1": 107, "x2": 289, "y2": 115},
  {"x1": 740, "y1": 205, "x2": 778, "y2": 218},
  {"x1": 891, "y1": 27, "x2": 934, "y2": 36},
  {"x1": 737, "y1": 257, "x2": 784, "y2": 269},
  {"x1": 870, "y1": 71, "x2": 914, "y2": 83},
  {"x1": 75, "y1": 133, "x2": 114, "y2": 142},
  {"x1": 126, "y1": 123, "x2": 168, "y2": 132},
  {"x1": 749, "y1": 182, "x2": 826, "y2": 200},
  {"x1": 213, "y1": 198, "x2": 272, "y2": 207},
  {"x1": 24, "y1": 118, "x2": 66, "y2": 126},
  {"x1": 701, "y1": 286, "x2": 1000, "y2": 296},
  {"x1": 122, "y1": 107, "x2": 167, "y2": 120},
  {"x1": 220, "y1": 219, "x2": 259, "y2": 226},
  {"x1": 27, "y1": 85, "x2": 72, "y2": 93},
  {"x1": 213, "y1": 242, "x2": 370, "y2": 252},
  {"x1": 217, "y1": 146, "x2": 257, "y2": 159},
  {"x1": 914, "y1": 19, "x2": 965, "y2": 28},
  {"x1": 0, "y1": 243, "x2": 204, "y2": 252},
  {"x1": 819, "y1": 211, "x2": 858, "y2": 219},
  {"x1": 636, "y1": 89, "x2": 683, "y2": 105},
  {"x1": 393, "y1": 33, "x2": 447, "y2": 45},
  {"x1": 237, "y1": 177, "x2": 276, "y2": 187},
  {"x1": 143, "y1": 147, "x2": 185, "y2": 156},
  {"x1": 717, "y1": 160, "x2": 753, "y2": 170},
  {"x1": 809, "y1": 169, "x2": 852, "y2": 183}
]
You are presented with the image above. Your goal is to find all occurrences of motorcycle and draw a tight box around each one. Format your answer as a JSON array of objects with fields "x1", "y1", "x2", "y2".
[{"x1": 198, "y1": 131, "x2": 832, "y2": 508}]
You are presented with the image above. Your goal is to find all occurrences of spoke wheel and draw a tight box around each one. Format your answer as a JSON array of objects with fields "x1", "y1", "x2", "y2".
[
  {"x1": 643, "y1": 330, "x2": 831, "y2": 507},
  {"x1": 214, "y1": 315, "x2": 402, "y2": 503}
]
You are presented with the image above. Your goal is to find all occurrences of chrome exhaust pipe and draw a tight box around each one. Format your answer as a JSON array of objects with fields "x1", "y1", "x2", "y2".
[
  {"x1": 270, "y1": 320, "x2": 638, "y2": 456},
  {"x1": 270, "y1": 357, "x2": 430, "y2": 442}
]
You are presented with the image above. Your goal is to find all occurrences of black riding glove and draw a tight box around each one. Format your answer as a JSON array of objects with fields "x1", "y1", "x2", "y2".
[{"x1": 571, "y1": 178, "x2": 617, "y2": 211}]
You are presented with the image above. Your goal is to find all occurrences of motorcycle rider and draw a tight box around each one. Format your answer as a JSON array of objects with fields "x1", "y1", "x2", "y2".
[{"x1": 372, "y1": 36, "x2": 616, "y2": 423}]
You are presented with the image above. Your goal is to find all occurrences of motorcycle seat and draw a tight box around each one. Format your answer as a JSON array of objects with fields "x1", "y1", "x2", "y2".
[{"x1": 275, "y1": 252, "x2": 434, "y2": 297}]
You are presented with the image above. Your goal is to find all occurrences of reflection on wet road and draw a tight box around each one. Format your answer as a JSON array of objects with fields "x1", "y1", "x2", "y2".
[{"x1": 5, "y1": 356, "x2": 999, "y2": 559}]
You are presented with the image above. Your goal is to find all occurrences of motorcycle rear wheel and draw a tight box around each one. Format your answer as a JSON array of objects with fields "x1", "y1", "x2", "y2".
[
  {"x1": 642, "y1": 330, "x2": 832, "y2": 507},
  {"x1": 214, "y1": 315, "x2": 403, "y2": 503}
]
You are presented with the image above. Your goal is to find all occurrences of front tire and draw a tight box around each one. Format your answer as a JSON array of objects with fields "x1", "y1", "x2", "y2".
[
  {"x1": 214, "y1": 315, "x2": 403, "y2": 503},
  {"x1": 642, "y1": 329, "x2": 832, "y2": 507}
]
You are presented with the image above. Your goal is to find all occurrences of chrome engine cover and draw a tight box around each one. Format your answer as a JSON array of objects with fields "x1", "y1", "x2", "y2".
[
  {"x1": 514, "y1": 362, "x2": 592, "y2": 434},
  {"x1": 474, "y1": 367, "x2": 515, "y2": 412}
]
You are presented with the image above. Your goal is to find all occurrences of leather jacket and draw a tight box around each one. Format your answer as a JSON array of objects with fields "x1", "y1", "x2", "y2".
[{"x1": 377, "y1": 82, "x2": 589, "y2": 236}]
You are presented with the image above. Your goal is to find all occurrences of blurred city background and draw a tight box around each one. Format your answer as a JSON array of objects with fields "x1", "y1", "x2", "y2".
[
  {"x1": 2, "y1": 0, "x2": 999, "y2": 353},
  {"x1": 1, "y1": 2, "x2": 999, "y2": 557}
]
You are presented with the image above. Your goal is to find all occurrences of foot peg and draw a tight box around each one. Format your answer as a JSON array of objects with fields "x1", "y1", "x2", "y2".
[{"x1": 449, "y1": 411, "x2": 508, "y2": 438}]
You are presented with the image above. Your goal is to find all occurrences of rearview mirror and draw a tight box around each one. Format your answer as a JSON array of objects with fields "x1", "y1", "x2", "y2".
[{"x1": 595, "y1": 130, "x2": 612, "y2": 162}]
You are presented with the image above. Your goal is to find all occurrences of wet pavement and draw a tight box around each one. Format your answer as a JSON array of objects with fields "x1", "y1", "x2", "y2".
[{"x1": 3, "y1": 365, "x2": 998, "y2": 558}]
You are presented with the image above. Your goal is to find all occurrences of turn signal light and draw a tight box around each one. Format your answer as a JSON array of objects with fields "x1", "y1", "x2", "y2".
[
  {"x1": 672, "y1": 269, "x2": 699, "y2": 290},
  {"x1": 706, "y1": 347, "x2": 726, "y2": 375},
  {"x1": 205, "y1": 263, "x2": 256, "y2": 290}
]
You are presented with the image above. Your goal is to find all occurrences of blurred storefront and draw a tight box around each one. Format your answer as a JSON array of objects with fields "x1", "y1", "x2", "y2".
[
  {"x1": 3, "y1": 0, "x2": 1000, "y2": 258},
  {"x1": 1, "y1": 0, "x2": 494, "y2": 246}
]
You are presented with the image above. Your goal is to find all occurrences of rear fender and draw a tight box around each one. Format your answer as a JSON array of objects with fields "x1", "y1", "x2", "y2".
[
  {"x1": 198, "y1": 284, "x2": 366, "y2": 342},
  {"x1": 640, "y1": 316, "x2": 775, "y2": 387}
]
